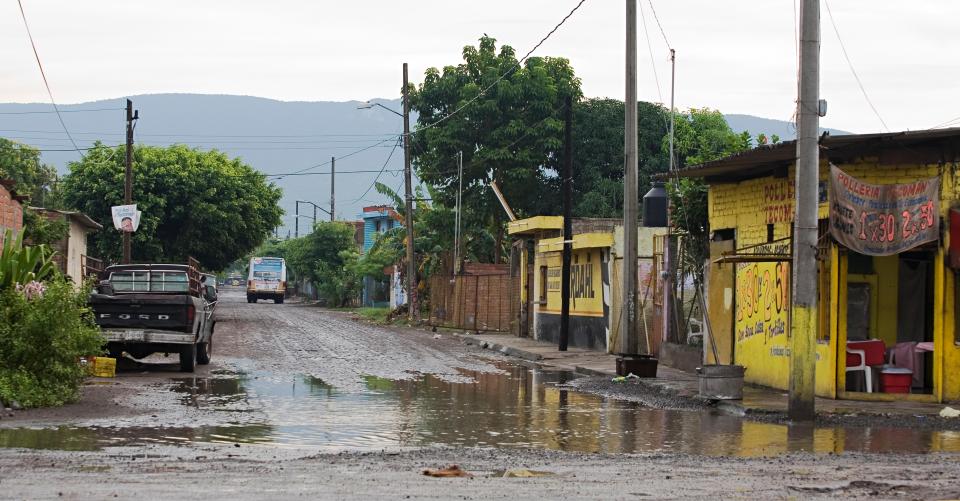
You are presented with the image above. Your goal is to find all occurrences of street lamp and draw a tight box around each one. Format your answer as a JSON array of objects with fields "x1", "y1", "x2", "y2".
[
  {"x1": 357, "y1": 101, "x2": 403, "y2": 118},
  {"x1": 356, "y1": 65, "x2": 417, "y2": 322},
  {"x1": 295, "y1": 200, "x2": 331, "y2": 238}
]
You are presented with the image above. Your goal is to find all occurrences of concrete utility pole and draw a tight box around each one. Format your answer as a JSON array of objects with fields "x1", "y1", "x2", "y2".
[
  {"x1": 621, "y1": 0, "x2": 639, "y2": 355},
  {"x1": 295, "y1": 203, "x2": 299, "y2": 238},
  {"x1": 122, "y1": 99, "x2": 137, "y2": 264},
  {"x1": 402, "y1": 62, "x2": 417, "y2": 321},
  {"x1": 789, "y1": 0, "x2": 820, "y2": 421},
  {"x1": 330, "y1": 157, "x2": 335, "y2": 221},
  {"x1": 560, "y1": 95, "x2": 574, "y2": 352}
]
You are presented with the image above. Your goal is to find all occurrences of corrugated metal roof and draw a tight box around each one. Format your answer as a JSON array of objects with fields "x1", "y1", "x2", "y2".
[{"x1": 669, "y1": 127, "x2": 960, "y2": 181}]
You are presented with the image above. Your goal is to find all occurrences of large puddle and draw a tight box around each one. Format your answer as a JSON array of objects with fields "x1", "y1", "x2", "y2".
[{"x1": 2, "y1": 363, "x2": 960, "y2": 456}]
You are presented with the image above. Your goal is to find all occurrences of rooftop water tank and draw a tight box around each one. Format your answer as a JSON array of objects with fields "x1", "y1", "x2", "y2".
[{"x1": 642, "y1": 182, "x2": 668, "y2": 227}]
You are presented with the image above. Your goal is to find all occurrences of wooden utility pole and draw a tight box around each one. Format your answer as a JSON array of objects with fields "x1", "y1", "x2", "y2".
[
  {"x1": 122, "y1": 99, "x2": 136, "y2": 264},
  {"x1": 560, "y1": 95, "x2": 574, "y2": 352},
  {"x1": 402, "y1": 62, "x2": 417, "y2": 321},
  {"x1": 621, "y1": 0, "x2": 639, "y2": 355},
  {"x1": 789, "y1": 0, "x2": 820, "y2": 421},
  {"x1": 330, "y1": 157, "x2": 336, "y2": 221}
]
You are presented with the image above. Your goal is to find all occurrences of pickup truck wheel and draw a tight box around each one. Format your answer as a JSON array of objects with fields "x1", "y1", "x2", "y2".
[
  {"x1": 247, "y1": 295, "x2": 255, "y2": 303},
  {"x1": 179, "y1": 344, "x2": 196, "y2": 372},
  {"x1": 196, "y1": 340, "x2": 212, "y2": 365},
  {"x1": 275, "y1": 297, "x2": 284, "y2": 304}
]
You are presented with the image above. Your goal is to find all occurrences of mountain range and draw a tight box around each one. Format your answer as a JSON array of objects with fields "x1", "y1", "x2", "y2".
[{"x1": 0, "y1": 94, "x2": 851, "y2": 232}]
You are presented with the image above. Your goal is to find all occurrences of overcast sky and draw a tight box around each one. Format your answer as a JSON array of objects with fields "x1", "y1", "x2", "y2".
[{"x1": 3, "y1": 1, "x2": 959, "y2": 135}]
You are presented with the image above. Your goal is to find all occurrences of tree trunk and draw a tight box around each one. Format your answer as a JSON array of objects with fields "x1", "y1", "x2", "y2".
[{"x1": 493, "y1": 211, "x2": 503, "y2": 264}]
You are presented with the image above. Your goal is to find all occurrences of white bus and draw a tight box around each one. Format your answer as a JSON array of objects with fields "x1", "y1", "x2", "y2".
[{"x1": 247, "y1": 256, "x2": 287, "y2": 304}]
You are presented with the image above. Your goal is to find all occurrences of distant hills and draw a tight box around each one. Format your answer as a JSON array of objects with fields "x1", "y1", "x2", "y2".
[
  {"x1": 0, "y1": 94, "x2": 852, "y2": 232},
  {"x1": 724, "y1": 113, "x2": 851, "y2": 141}
]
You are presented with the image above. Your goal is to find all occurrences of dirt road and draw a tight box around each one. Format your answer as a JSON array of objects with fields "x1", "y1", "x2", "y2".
[{"x1": 1, "y1": 289, "x2": 960, "y2": 499}]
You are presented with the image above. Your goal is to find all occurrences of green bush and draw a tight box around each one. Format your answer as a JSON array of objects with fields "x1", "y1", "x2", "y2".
[{"x1": 0, "y1": 279, "x2": 104, "y2": 407}]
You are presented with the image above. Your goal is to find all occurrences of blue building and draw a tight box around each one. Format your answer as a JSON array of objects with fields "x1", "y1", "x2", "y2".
[{"x1": 360, "y1": 206, "x2": 403, "y2": 307}]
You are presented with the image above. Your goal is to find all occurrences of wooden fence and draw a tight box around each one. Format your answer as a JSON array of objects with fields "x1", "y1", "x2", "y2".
[{"x1": 427, "y1": 274, "x2": 515, "y2": 332}]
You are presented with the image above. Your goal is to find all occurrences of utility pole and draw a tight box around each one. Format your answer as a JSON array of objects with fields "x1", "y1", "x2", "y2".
[
  {"x1": 402, "y1": 62, "x2": 417, "y2": 321},
  {"x1": 621, "y1": 0, "x2": 639, "y2": 355},
  {"x1": 295, "y1": 202, "x2": 299, "y2": 238},
  {"x1": 560, "y1": 95, "x2": 574, "y2": 352},
  {"x1": 122, "y1": 99, "x2": 137, "y2": 264},
  {"x1": 789, "y1": 0, "x2": 820, "y2": 421},
  {"x1": 668, "y1": 49, "x2": 676, "y2": 172},
  {"x1": 330, "y1": 156, "x2": 336, "y2": 221}
]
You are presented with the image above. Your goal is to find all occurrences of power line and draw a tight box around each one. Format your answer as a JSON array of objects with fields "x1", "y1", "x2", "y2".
[
  {"x1": 348, "y1": 137, "x2": 403, "y2": 202},
  {"x1": 266, "y1": 168, "x2": 403, "y2": 179},
  {"x1": 15, "y1": 0, "x2": 81, "y2": 153},
  {"x1": 823, "y1": 0, "x2": 889, "y2": 132},
  {"x1": 930, "y1": 115, "x2": 960, "y2": 129},
  {"x1": 0, "y1": 128, "x2": 401, "y2": 139},
  {"x1": 639, "y1": 1, "x2": 663, "y2": 105},
  {"x1": 0, "y1": 107, "x2": 123, "y2": 116},
  {"x1": 412, "y1": 0, "x2": 588, "y2": 135},
  {"x1": 646, "y1": 0, "x2": 671, "y2": 49},
  {"x1": 287, "y1": 136, "x2": 399, "y2": 175}
]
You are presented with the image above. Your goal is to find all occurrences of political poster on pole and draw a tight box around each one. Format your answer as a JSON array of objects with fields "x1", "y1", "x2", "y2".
[
  {"x1": 829, "y1": 165, "x2": 939, "y2": 256},
  {"x1": 111, "y1": 204, "x2": 142, "y2": 233}
]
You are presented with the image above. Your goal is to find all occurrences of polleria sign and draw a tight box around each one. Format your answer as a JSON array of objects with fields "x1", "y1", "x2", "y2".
[{"x1": 829, "y1": 165, "x2": 939, "y2": 256}]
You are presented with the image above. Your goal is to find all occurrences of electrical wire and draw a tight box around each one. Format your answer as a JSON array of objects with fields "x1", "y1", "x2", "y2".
[
  {"x1": 15, "y1": 0, "x2": 81, "y2": 153},
  {"x1": 0, "y1": 128, "x2": 401, "y2": 138},
  {"x1": 347, "y1": 137, "x2": 403, "y2": 203},
  {"x1": 265, "y1": 169, "x2": 403, "y2": 179},
  {"x1": 823, "y1": 0, "x2": 889, "y2": 132},
  {"x1": 0, "y1": 107, "x2": 124, "y2": 115},
  {"x1": 412, "y1": 0, "x2": 588, "y2": 136},
  {"x1": 646, "y1": 0, "x2": 671, "y2": 49},
  {"x1": 285, "y1": 136, "x2": 400, "y2": 175},
  {"x1": 639, "y1": 0, "x2": 663, "y2": 105}
]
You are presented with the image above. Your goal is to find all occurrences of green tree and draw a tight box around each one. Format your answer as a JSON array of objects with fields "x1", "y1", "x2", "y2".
[
  {"x1": 664, "y1": 108, "x2": 754, "y2": 287},
  {"x1": 572, "y1": 98, "x2": 670, "y2": 217},
  {"x1": 62, "y1": 143, "x2": 283, "y2": 271},
  {"x1": 285, "y1": 221, "x2": 361, "y2": 306},
  {"x1": 0, "y1": 139, "x2": 61, "y2": 206},
  {"x1": 410, "y1": 35, "x2": 582, "y2": 262}
]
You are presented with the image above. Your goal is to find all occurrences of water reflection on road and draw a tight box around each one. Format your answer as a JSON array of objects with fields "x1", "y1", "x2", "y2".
[{"x1": 2, "y1": 362, "x2": 959, "y2": 455}]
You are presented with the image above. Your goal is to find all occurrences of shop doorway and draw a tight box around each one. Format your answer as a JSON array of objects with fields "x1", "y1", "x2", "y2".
[{"x1": 843, "y1": 250, "x2": 935, "y2": 396}]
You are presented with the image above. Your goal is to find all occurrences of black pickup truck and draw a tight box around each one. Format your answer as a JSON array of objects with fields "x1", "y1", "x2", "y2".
[{"x1": 89, "y1": 263, "x2": 217, "y2": 372}]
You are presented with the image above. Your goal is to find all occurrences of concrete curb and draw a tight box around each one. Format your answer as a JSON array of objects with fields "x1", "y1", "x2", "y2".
[{"x1": 458, "y1": 334, "x2": 545, "y2": 362}]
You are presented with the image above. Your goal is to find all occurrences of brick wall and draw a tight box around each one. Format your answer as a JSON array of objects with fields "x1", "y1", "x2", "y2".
[{"x1": 0, "y1": 181, "x2": 24, "y2": 243}]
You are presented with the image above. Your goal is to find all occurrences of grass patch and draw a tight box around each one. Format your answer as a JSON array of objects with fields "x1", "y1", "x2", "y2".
[{"x1": 355, "y1": 307, "x2": 391, "y2": 324}]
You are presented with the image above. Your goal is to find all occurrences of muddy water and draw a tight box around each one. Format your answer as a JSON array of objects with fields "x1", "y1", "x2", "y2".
[{"x1": 2, "y1": 363, "x2": 960, "y2": 455}]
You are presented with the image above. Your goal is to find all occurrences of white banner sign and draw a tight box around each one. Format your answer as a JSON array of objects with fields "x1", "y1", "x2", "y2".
[{"x1": 111, "y1": 204, "x2": 142, "y2": 232}]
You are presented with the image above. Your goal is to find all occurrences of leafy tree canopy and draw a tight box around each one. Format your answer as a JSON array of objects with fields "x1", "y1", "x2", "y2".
[
  {"x1": 284, "y1": 221, "x2": 361, "y2": 306},
  {"x1": 410, "y1": 35, "x2": 582, "y2": 260},
  {"x1": 572, "y1": 98, "x2": 670, "y2": 218},
  {"x1": 0, "y1": 138, "x2": 61, "y2": 206},
  {"x1": 62, "y1": 143, "x2": 283, "y2": 271}
]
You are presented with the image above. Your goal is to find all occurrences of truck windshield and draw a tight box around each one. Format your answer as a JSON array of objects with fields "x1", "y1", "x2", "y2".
[{"x1": 110, "y1": 271, "x2": 190, "y2": 292}]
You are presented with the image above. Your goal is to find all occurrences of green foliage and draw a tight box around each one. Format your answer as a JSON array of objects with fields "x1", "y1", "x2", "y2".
[
  {"x1": 572, "y1": 98, "x2": 670, "y2": 217},
  {"x1": 410, "y1": 35, "x2": 582, "y2": 259},
  {"x1": 664, "y1": 108, "x2": 755, "y2": 286},
  {"x1": 0, "y1": 229, "x2": 57, "y2": 290},
  {"x1": 285, "y1": 221, "x2": 361, "y2": 306},
  {"x1": 61, "y1": 143, "x2": 283, "y2": 271},
  {"x1": 0, "y1": 279, "x2": 104, "y2": 407},
  {"x1": 0, "y1": 138, "x2": 62, "y2": 206},
  {"x1": 22, "y1": 209, "x2": 69, "y2": 247},
  {"x1": 668, "y1": 108, "x2": 752, "y2": 168}
]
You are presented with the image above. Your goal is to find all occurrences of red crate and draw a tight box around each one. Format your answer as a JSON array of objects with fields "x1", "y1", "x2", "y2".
[{"x1": 880, "y1": 368, "x2": 912, "y2": 394}]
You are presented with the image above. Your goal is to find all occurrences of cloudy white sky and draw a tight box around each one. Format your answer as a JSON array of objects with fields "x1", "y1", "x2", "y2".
[{"x1": 3, "y1": 0, "x2": 959, "y2": 134}]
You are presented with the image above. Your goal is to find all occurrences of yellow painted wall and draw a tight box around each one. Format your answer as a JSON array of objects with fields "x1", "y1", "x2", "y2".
[
  {"x1": 734, "y1": 261, "x2": 791, "y2": 389},
  {"x1": 536, "y1": 247, "x2": 604, "y2": 317},
  {"x1": 707, "y1": 158, "x2": 960, "y2": 400}
]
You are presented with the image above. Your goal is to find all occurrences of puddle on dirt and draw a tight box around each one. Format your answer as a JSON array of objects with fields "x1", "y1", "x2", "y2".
[{"x1": 3, "y1": 363, "x2": 960, "y2": 456}]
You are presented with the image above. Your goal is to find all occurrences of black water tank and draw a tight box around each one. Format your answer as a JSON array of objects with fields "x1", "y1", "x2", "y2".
[{"x1": 642, "y1": 182, "x2": 668, "y2": 227}]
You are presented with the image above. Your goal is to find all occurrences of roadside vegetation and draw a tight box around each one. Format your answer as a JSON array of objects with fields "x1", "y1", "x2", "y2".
[{"x1": 0, "y1": 231, "x2": 103, "y2": 408}]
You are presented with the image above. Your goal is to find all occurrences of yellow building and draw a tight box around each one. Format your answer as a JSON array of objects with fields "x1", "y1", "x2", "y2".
[
  {"x1": 679, "y1": 129, "x2": 960, "y2": 403},
  {"x1": 509, "y1": 216, "x2": 667, "y2": 353}
]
